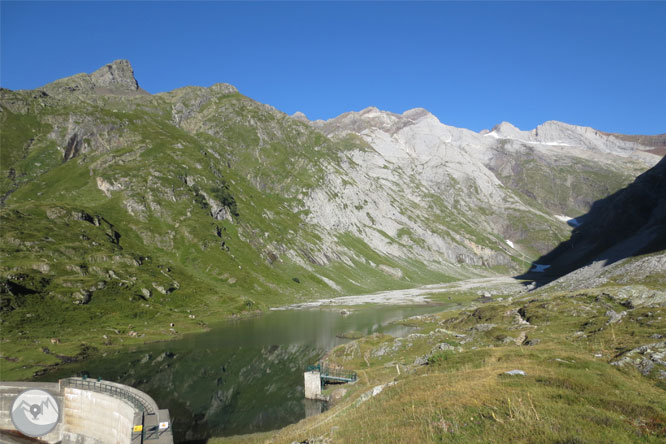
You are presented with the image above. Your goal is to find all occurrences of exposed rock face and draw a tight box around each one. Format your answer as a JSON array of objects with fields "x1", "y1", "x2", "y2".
[
  {"x1": 40, "y1": 59, "x2": 148, "y2": 97},
  {"x1": 90, "y1": 60, "x2": 140, "y2": 92},
  {"x1": 292, "y1": 111, "x2": 308, "y2": 122},
  {"x1": 305, "y1": 105, "x2": 660, "y2": 266},
  {"x1": 316, "y1": 107, "x2": 661, "y2": 162},
  {"x1": 598, "y1": 131, "x2": 666, "y2": 154}
]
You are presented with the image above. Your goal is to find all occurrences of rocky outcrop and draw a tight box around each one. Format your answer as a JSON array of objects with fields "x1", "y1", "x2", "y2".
[
  {"x1": 611, "y1": 341, "x2": 666, "y2": 379},
  {"x1": 40, "y1": 59, "x2": 148, "y2": 97},
  {"x1": 90, "y1": 60, "x2": 140, "y2": 92}
]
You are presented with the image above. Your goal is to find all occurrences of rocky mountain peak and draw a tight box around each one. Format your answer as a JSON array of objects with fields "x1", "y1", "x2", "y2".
[
  {"x1": 209, "y1": 83, "x2": 238, "y2": 95},
  {"x1": 359, "y1": 106, "x2": 381, "y2": 116},
  {"x1": 40, "y1": 59, "x2": 148, "y2": 97},
  {"x1": 90, "y1": 59, "x2": 139, "y2": 91},
  {"x1": 292, "y1": 111, "x2": 309, "y2": 122},
  {"x1": 490, "y1": 121, "x2": 524, "y2": 138},
  {"x1": 402, "y1": 107, "x2": 433, "y2": 121}
]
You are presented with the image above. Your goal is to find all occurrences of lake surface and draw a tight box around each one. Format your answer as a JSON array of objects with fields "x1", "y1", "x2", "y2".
[{"x1": 39, "y1": 304, "x2": 445, "y2": 442}]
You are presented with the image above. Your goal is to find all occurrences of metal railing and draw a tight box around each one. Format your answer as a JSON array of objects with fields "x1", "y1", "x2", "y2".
[
  {"x1": 61, "y1": 378, "x2": 155, "y2": 414},
  {"x1": 307, "y1": 364, "x2": 357, "y2": 383}
]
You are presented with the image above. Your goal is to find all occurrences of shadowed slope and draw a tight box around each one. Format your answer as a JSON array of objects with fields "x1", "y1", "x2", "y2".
[{"x1": 518, "y1": 156, "x2": 666, "y2": 284}]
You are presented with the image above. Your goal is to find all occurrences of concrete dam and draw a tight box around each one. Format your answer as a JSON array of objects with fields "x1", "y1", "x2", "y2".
[{"x1": 0, "y1": 377, "x2": 172, "y2": 444}]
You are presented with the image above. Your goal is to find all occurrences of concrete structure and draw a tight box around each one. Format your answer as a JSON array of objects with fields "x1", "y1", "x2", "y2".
[
  {"x1": 62, "y1": 386, "x2": 135, "y2": 443},
  {"x1": 304, "y1": 364, "x2": 357, "y2": 401},
  {"x1": 304, "y1": 399, "x2": 324, "y2": 418},
  {"x1": 0, "y1": 378, "x2": 173, "y2": 444},
  {"x1": 304, "y1": 371, "x2": 322, "y2": 400}
]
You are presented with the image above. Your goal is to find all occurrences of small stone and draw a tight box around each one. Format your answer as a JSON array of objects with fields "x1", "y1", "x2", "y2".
[
  {"x1": 152, "y1": 283, "x2": 168, "y2": 295},
  {"x1": 371, "y1": 384, "x2": 385, "y2": 396},
  {"x1": 414, "y1": 356, "x2": 428, "y2": 366},
  {"x1": 50, "y1": 338, "x2": 60, "y2": 344},
  {"x1": 72, "y1": 290, "x2": 92, "y2": 304},
  {"x1": 606, "y1": 310, "x2": 626, "y2": 324},
  {"x1": 504, "y1": 369, "x2": 526, "y2": 376}
]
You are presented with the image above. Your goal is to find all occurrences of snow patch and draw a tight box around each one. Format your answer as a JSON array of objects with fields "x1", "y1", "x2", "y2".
[
  {"x1": 555, "y1": 215, "x2": 580, "y2": 227},
  {"x1": 505, "y1": 239, "x2": 515, "y2": 249}
]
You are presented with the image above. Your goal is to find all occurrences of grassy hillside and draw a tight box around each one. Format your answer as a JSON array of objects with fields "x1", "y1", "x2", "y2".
[{"x1": 0, "y1": 82, "x2": 464, "y2": 378}]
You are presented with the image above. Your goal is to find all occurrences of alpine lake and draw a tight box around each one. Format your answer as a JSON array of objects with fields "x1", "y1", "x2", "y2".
[{"x1": 36, "y1": 303, "x2": 449, "y2": 442}]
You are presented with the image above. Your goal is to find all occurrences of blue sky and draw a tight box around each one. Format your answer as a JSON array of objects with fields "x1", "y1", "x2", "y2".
[{"x1": 2, "y1": 1, "x2": 665, "y2": 134}]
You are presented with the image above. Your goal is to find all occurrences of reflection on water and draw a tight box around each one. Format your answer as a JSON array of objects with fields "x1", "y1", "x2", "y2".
[{"x1": 38, "y1": 305, "x2": 443, "y2": 442}]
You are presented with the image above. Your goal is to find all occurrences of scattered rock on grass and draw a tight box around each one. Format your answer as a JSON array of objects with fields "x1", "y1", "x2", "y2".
[
  {"x1": 72, "y1": 290, "x2": 92, "y2": 304},
  {"x1": 611, "y1": 341, "x2": 666, "y2": 378},
  {"x1": 606, "y1": 309, "x2": 627, "y2": 324},
  {"x1": 355, "y1": 381, "x2": 398, "y2": 405},
  {"x1": 414, "y1": 342, "x2": 461, "y2": 365},
  {"x1": 471, "y1": 323, "x2": 496, "y2": 332}
]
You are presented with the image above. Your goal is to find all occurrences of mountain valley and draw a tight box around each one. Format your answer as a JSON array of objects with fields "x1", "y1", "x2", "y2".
[{"x1": 1, "y1": 60, "x2": 665, "y2": 444}]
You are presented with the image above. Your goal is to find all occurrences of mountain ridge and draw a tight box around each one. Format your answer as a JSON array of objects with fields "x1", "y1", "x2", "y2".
[{"x1": 24, "y1": 59, "x2": 664, "y2": 151}]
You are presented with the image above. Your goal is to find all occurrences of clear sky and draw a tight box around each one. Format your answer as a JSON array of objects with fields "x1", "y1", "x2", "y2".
[{"x1": 2, "y1": 1, "x2": 665, "y2": 134}]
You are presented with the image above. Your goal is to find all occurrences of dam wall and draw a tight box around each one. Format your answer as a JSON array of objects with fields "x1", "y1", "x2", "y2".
[{"x1": 62, "y1": 387, "x2": 135, "y2": 444}]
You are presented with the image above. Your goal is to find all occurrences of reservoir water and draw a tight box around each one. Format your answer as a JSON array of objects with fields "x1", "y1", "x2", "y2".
[{"x1": 38, "y1": 304, "x2": 445, "y2": 442}]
